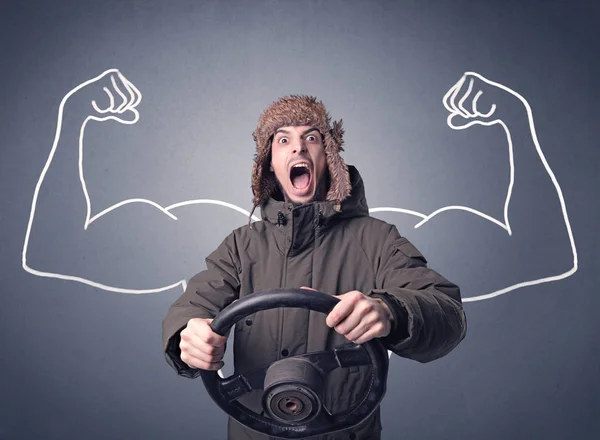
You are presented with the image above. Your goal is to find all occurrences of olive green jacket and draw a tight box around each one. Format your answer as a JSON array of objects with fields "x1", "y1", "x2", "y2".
[{"x1": 162, "y1": 166, "x2": 467, "y2": 440}]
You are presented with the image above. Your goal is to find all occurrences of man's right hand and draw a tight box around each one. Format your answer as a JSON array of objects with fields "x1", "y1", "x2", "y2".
[{"x1": 179, "y1": 318, "x2": 228, "y2": 371}]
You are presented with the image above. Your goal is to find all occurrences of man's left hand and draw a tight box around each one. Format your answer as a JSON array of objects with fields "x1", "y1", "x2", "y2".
[{"x1": 301, "y1": 288, "x2": 394, "y2": 344}]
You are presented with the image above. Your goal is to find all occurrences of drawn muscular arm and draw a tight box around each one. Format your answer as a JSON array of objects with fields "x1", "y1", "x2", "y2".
[
  {"x1": 393, "y1": 73, "x2": 577, "y2": 301},
  {"x1": 22, "y1": 70, "x2": 255, "y2": 293}
]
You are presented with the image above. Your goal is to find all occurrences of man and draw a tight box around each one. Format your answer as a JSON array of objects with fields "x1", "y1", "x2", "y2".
[{"x1": 162, "y1": 95, "x2": 467, "y2": 440}]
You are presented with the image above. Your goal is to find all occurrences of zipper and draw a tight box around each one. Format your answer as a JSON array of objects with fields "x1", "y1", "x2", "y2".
[
  {"x1": 306, "y1": 209, "x2": 321, "y2": 349},
  {"x1": 278, "y1": 211, "x2": 290, "y2": 360}
]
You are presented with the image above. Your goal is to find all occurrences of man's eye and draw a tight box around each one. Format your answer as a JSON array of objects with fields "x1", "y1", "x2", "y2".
[
  {"x1": 307, "y1": 135, "x2": 316, "y2": 141},
  {"x1": 278, "y1": 137, "x2": 288, "y2": 144}
]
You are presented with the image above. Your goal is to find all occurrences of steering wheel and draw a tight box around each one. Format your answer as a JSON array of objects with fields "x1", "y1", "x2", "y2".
[{"x1": 199, "y1": 288, "x2": 389, "y2": 439}]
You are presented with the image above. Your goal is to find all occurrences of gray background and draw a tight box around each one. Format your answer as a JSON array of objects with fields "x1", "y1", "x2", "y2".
[{"x1": 1, "y1": 0, "x2": 598, "y2": 439}]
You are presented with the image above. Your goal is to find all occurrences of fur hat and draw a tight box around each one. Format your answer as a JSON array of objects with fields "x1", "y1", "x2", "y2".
[{"x1": 251, "y1": 95, "x2": 351, "y2": 210}]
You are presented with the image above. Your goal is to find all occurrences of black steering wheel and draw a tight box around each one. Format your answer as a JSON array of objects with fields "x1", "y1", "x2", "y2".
[{"x1": 199, "y1": 288, "x2": 389, "y2": 439}]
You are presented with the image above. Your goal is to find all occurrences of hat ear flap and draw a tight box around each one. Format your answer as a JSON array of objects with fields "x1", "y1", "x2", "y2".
[
  {"x1": 324, "y1": 119, "x2": 351, "y2": 203},
  {"x1": 252, "y1": 136, "x2": 280, "y2": 207},
  {"x1": 251, "y1": 160, "x2": 263, "y2": 207},
  {"x1": 331, "y1": 119, "x2": 345, "y2": 152},
  {"x1": 252, "y1": 133, "x2": 269, "y2": 206}
]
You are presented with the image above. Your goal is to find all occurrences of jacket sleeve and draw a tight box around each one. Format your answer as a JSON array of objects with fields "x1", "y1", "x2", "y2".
[
  {"x1": 368, "y1": 224, "x2": 467, "y2": 363},
  {"x1": 162, "y1": 231, "x2": 241, "y2": 378}
]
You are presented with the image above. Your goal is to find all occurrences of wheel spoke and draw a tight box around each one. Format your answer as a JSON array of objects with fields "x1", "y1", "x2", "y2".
[
  {"x1": 218, "y1": 373, "x2": 253, "y2": 402},
  {"x1": 309, "y1": 403, "x2": 336, "y2": 428},
  {"x1": 218, "y1": 362, "x2": 274, "y2": 403},
  {"x1": 300, "y1": 344, "x2": 371, "y2": 375}
]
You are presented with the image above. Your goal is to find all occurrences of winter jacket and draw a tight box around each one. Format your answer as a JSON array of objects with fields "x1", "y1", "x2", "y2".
[{"x1": 162, "y1": 165, "x2": 467, "y2": 440}]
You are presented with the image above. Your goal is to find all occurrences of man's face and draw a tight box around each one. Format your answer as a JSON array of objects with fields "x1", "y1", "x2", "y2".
[{"x1": 270, "y1": 125, "x2": 327, "y2": 204}]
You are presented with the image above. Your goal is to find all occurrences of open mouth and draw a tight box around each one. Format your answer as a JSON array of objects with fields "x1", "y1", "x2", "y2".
[{"x1": 289, "y1": 162, "x2": 312, "y2": 192}]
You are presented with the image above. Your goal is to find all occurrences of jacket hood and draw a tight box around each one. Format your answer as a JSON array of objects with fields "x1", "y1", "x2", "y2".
[
  {"x1": 251, "y1": 95, "x2": 351, "y2": 213},
  {"x1": 260, "y1": 165, "x2": 369, "y2": 225}
]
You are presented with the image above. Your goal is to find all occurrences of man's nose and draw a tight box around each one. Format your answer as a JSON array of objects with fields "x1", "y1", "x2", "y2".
[{"x1": 292, "y1": 138, "x2": 307, "y2": 153}]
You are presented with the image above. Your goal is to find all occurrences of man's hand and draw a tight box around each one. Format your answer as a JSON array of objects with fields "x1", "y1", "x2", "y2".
[
  {"x1": 301, "y1": 287, "x2": 394, "y2": 344},
  {"x1": 179, "y1": 318, "x2": 228, "y2": 371}
]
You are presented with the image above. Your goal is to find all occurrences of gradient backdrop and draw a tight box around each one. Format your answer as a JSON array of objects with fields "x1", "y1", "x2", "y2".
[{"x1": 1, "y1": 1, "x2": 598, "y2": 439}]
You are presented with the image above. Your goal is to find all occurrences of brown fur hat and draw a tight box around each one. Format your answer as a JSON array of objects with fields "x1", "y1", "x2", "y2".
[{"x1": 251, "y1": 95, "x2": 351, "y2": 209}]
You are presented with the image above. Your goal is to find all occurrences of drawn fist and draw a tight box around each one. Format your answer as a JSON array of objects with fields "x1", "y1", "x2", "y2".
[
  {"x1": 65, "y1": 68, "x2": 142, "y2": 124},
  {"x1": 443, "y1": 72, "x2": 525, "y2": 130}
]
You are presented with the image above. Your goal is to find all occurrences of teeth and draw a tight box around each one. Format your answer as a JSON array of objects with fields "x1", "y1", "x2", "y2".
[{"x1": 292, "y1": 163, "x2": 309, "y2": 168}]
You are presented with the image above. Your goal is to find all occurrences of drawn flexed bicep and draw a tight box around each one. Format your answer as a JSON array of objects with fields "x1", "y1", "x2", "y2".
[
  {"x1": 372, "y1": 72, "x2": 577, "y2": 302},
  {"x1": 23, "y1": 69, "x2": 257, "y2": 295}
]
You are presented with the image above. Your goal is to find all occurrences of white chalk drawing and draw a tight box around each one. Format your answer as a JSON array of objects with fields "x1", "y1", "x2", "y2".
[
  {"x1": 371, "y1": 72, "x2": 577, "y2": 302},
  {"x1": 21, "y1": 69, "x2": 259, "y2": 296},
  {"x1": 22, "y1": 69, "x2": 578, "y2": 305}
]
